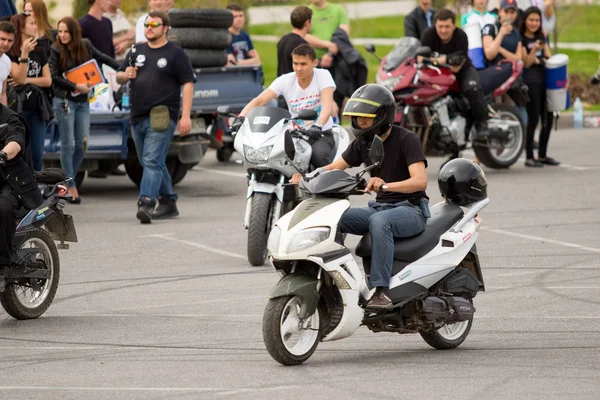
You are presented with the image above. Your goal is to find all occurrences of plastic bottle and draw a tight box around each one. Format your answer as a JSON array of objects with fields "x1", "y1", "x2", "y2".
[
  {"x1": 573, "y1": 97, "x2": 583, "y2": 129},
  {"x1": 121, "y1": 83, "x2": 130, "y2": 112}
]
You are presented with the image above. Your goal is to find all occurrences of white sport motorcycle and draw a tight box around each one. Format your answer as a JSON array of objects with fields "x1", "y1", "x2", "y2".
[
  {"x1": 223, "y1": 106, "x2": 350, "y2": 266},
  {"x1": 262, "y1": 134, "x2": 488, "y2": 365}
]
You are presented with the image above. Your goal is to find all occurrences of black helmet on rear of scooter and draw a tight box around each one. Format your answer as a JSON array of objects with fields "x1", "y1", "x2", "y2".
[
  {"x1": 438, "y1": 158, "x2": 487, "y2": 206},
  {"x1": 342, "y1": 84, "x2": 396, "y2": 142}
]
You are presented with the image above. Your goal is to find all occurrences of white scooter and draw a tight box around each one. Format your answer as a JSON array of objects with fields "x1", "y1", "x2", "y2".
[
  {"x1": 218, "y1": 106, "x2": 350, "y2": 267},
  {"x1": 262, "y1": 133, "x2": 489, "y2": 365}
]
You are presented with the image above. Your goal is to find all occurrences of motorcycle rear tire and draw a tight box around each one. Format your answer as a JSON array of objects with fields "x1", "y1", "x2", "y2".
[
  {"x1": 0, "y1": 229, "x2": 60, "y2": 320},
  {"x1": 247, "y1": 193, "x2": 275, "y2": 266},
  {"x1": 473, "y1": 103, "x2": 525, "y2": 169},
  {"x1": 420, "y1": 317, "x2": 473, "y2": 350}
]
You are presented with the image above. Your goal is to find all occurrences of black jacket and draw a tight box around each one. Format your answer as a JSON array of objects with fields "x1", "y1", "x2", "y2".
[
  {"x1": 8, "y1": 84, "x2": 54, "y2": 122},
  {"x1": 330, "y1": 28, "x2": 368, "y2": 98},
  {"x1": 404, "y1": 6, "x2": 435, "y2": 41},
  {"x1": 48, "y1": 39, "x2": 120, "y2": 102},
  {"x1": 0, "y1": 105, "x2": 43, "y2": 210}
]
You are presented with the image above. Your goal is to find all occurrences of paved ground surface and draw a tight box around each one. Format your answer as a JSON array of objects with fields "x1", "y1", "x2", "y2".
[{"x1": 1, "y1": 126, "x2": 600, "y2": 399}]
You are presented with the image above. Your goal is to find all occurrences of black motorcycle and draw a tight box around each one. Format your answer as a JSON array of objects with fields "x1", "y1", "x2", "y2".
[{"x1": 0, "y1": 166, "x2": 77, "y2": 320}]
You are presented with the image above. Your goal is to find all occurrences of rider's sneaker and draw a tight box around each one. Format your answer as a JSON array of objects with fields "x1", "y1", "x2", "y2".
[
  {"x1": 366, "y1": 287, "x2": 392, "y2": 310},
  {"x1": 153, "y1": 196, "x2": 179, "y2": 219},
  {"x1": 136, "y1": 197, "x2": 155, "y2": 224},
  {"x1": 473, "y1": 121, "x2": 490, "y2": 142}
]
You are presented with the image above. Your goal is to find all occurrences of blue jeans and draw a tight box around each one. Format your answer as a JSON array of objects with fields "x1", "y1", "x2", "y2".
[
  {"x1": 131, "y1": 118, "x2": 177, "y2": 202},
  {"x1": 340, "y1": 200, "x2": 427, "y2": 287},
  {"x1": 53, "y1": 98, "x2": 90, "y2": 188},
  {"x1": 21, "y1": 111, "x2": 46, "y2": 172},
  {"x1": 516, "y1": 105, "x2": 529, "y2": 127}
]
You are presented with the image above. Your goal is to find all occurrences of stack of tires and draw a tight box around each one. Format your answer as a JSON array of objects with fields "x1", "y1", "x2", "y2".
[{"x1": 167, "y1": 9, "x2": 234, "y2": 68}]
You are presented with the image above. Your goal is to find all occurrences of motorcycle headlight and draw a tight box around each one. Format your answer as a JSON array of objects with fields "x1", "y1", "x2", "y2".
[
  {"x1": 379, "y1": 76, "x2": 402, "y2": 92},
  {"x1": 286, "y1": 227, "x2": 330, "y2": 253},
  {"x1": 267, "y1": 226, "x2": 282, "y2": 253},
  {"x1": 244, "y1": 145, "x2": 273, "y2": 164}
]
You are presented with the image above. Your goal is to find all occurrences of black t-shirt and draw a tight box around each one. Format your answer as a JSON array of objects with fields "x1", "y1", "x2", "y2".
[
  {"x1": 79, "y1": 14, "x2": 115, "y2": 58},
  {"x1": 9, "y1": 47, "x2": 50, "y2": 108},
  {"x1": 277, "y1": 33, "x2": 308, "y2": 77},
  {"x1": 521, "y1": 34, "x2": 546, "y2": 84},
  {"x1": 482, "y1": 22, "x2": 521, "y2": 64},
  {"x1": 120, "y1": 42, "x2": 196, "y2": 124},
  {"x1": 421, "y1": 27, "x2": 471, "y2": 68},
  {"x1": 341, "y1": 126, "x2": 428, "y2": 204}
]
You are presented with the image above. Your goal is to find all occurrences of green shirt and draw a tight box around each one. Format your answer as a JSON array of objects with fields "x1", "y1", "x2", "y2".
[{"x1": 309, "y1": 3, "x2": 349, "y2": 57}]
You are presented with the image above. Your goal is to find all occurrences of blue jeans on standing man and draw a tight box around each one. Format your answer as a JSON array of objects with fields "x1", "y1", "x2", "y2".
[
  {"x1": 53, "y1": 98, "x2": 90, "y2": 188},
  {"x1": 131, "y1": 118, "x2": 177, "y2": 203},
  {"x1": 21, "y1": 110, "x2": 47, "y2": 172},
  {"x1": 340, "y1": 200, "x2": 428, "y2": 287}
]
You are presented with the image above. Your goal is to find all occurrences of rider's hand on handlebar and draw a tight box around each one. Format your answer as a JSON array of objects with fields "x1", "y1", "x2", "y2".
[
  {"x1": 307, "y1": 125, "x2": 324, "y2": 142},
  {"x1": 0, "y1": 151, "x2": 7, "y2": 166},
  {"x1": 364, "y1": 177, "x2": 386, "y2": 193},
  {"x1": 231, "y1": 116, "x2": 245, "y2": 133},
  {"x1": 290, "y1": 173, "x2": 302, "y2": 185}
]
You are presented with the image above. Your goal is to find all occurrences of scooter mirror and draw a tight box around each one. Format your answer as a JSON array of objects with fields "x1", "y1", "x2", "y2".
[
  {"x1": 369, "y1": 135, "x2": 384, "y2": 165},
  {"x1": 284, "y1": 131, "x2": 296, "y2": 160},
  {"x1": 364, "y1": 43, "x2": 376, "y2": 54},
  {"x1": 416, "y1": 46, "x2": 432, "y2": 57},
  {"x1": 297, "y1": 109, "x2": 318, "y2": 121}
]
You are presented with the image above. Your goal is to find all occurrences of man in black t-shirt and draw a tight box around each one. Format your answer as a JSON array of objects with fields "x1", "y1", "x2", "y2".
[
  {"x1": 277, "y1": 6, "x2": 312, "y2": 77},
  {"x1": 79, "y1": 0, "x2": 115, "y2": 58},
  {"x1": 116, "y1": 11, "x2": 196, "y2": 224},
  {"x1": 421, "y1": 8, "x2": 490, "y2": 140},
  {"x1": 291, "y1": 84, "x2": 429, "y2": 310}
]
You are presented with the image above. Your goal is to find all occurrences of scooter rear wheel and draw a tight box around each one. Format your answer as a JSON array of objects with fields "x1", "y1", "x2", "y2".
[
  {"x1": 419, "y1": 317, "x2": 473, "y2": 350},
  {"x1": 0, "y1": 229, "x2": 60, "y2": 320},
  {"x1": 263, "y1": 295, "x2": 322, "y2": 366}
]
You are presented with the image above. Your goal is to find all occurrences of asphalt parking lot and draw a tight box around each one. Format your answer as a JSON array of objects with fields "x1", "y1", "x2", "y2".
[{"x1": 1, "y1": 126, "x2": 599, "y2": 400}]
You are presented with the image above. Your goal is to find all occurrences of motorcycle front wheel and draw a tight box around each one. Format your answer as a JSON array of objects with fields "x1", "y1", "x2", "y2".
[
  {"x1": 0, "y1": 229, "x2": 60, "y2": 320},
  {"x1": 247, "y1": 193, "x2": 276, "y2": 266},
  {"x1": 262, "y1": 295, "x2": 322, "y2": 366},
  {"x1": 473, "y1": 103, "x2": 525, "y2": 169}
]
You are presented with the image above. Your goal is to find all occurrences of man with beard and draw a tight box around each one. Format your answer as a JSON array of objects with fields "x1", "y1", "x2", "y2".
[{"x1": 116, "y1": 11, "x2": 195, "y2": 224}]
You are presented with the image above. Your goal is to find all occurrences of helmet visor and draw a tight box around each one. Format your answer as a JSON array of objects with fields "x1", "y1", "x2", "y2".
[{"x1": 342, "y1": 98, "x2": 380, "y2": 118}]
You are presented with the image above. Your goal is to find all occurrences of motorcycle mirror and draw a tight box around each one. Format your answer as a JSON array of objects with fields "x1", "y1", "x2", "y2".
[
  {"x1": 297, "y1": 109, "x2": 318, "y2": 121},
  {"x1": 216, "y1": 105, "x2": 231, "y2": 115},
  {"x1": 284, "y1": 130, "x2": 296, "y2": 160},
  {"x1": 416, "y1": 46, "x2": 432, "y2": 57},
  {"x1": 364, "y1": 43, "x2": 376, "y2": 54},
  {"x1": 368, "y1": 135, "x2": 384, "y2": 165}
]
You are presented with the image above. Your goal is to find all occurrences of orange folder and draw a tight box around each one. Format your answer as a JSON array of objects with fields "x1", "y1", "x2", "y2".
[{"x1": 63, "y1": 59, "x2": 105, "y2": 96}]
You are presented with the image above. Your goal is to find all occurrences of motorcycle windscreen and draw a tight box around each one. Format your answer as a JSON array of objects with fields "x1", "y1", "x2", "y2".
[
  {"x1": 383, "y1": 37, "x2": 421, "y2": 71},
  {"x1": 246, "y1": 106, "x2": 292, "y2": 133}
]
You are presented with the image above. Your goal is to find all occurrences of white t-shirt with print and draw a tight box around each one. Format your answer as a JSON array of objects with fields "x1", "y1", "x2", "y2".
[
  {"x1": 0, "y1": 54, "x2": 11, "y2": 97},
  {"x1": 269, "y1": 68, "x2": 336, "y2": 131}
]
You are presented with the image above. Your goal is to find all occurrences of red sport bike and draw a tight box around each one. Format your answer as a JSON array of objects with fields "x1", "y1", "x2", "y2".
[{"x1": 366, "y1": 37, "x2": 527, "y2": 169}]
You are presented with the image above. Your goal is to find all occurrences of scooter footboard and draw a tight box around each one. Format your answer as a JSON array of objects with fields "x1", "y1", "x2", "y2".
[{"x1": 269, "y1": 274, "x2": 319, "y2": 320}]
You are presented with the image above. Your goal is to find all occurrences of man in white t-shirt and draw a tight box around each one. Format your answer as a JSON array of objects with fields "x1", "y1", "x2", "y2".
[
  {"x1": 235, "y1": 44, "x2": 336, "y2": 168},
  {"x1": 0, "y1": 22, "x2": 15, "y2": 106},
  {"x1": 104, "y1": 0, "x2": 135, "y2": 62},
  {"x1": 136, "y1": 0, "x2": 173, "y2": 43}
]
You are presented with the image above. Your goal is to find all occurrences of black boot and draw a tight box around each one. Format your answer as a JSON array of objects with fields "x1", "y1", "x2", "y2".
[
  {"x1": 473, "y1": 120, "x2": 490, "y2": 142},
  {"x1": 153, "y1": 196, "x2": 179, "y2": 219},
  {"x1": 136, "y1": 197, "x2": 155, "y2": 224}
]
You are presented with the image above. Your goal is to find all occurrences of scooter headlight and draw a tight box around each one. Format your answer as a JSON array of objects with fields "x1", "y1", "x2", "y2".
[
  {"x1": 244, "y1": 145, "x2": 273, "y2": 164},
  {"x1": 286, "y1": 227, "x2": 330, "y2": 253},
  {"x1": 267, "y1": 226, "x2": 282, "y2": 253}
]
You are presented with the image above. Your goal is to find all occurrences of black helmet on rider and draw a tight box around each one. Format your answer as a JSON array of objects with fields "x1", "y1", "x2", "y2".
[
  {"x1": 438, "y1": 158, "x2": 487, "y2": 206},
  {"x1": 342, "y1": 84, "x2": 396, "y2": 142}
]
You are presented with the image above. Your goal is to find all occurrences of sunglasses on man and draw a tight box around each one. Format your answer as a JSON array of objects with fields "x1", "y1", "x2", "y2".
[{"x1": 144, "y1": 22, "x2": 164, "y2": 28}]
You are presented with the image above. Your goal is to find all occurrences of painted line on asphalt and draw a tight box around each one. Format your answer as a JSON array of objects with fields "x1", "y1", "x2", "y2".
[
  {"x1": 0, "y1": 386, "x2": 299, "y2": 393},
  {"x1": 138, "y1": 233, "x2": 246, "y2": 260},
  {"x1": 194, "y1": 166, "x2": 247, "y2": 178},
  {"x1": 477, "y1": 315, "x2": 600, "y2": 319},
  {"x1": 481, "y1": 227, "x2": 600, "y2": 254}
]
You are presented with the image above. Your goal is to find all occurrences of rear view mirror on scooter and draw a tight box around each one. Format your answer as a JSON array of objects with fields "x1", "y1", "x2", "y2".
[
  {"x1": 297, "y1": 109, "x2": 318, "y2": 121},
  {"x1": 369, "y1": 135, "x2": 384, "y2": 165},
  {"x1": 216, "y1": 105, "x2": 236, "y2": 118},
  {"x1": 365, "y1": 43, "x2": 376, "y2": 54},
  {"x1": 284, "y1": 130, "x2": 296, "y2": 160}
]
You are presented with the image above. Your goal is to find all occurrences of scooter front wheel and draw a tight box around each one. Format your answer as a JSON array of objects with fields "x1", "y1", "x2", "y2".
[
  {"x1": 247, "y1": 193, "x2": 275, "y2": 266},
  {"x1": 262, "y1": 295, "x2": 322, "y2": 365}
]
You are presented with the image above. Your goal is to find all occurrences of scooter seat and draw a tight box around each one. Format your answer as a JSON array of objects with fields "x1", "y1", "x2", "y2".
[{"x1": 355, "y1": 203, "x2": 464, "y2": 263}]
